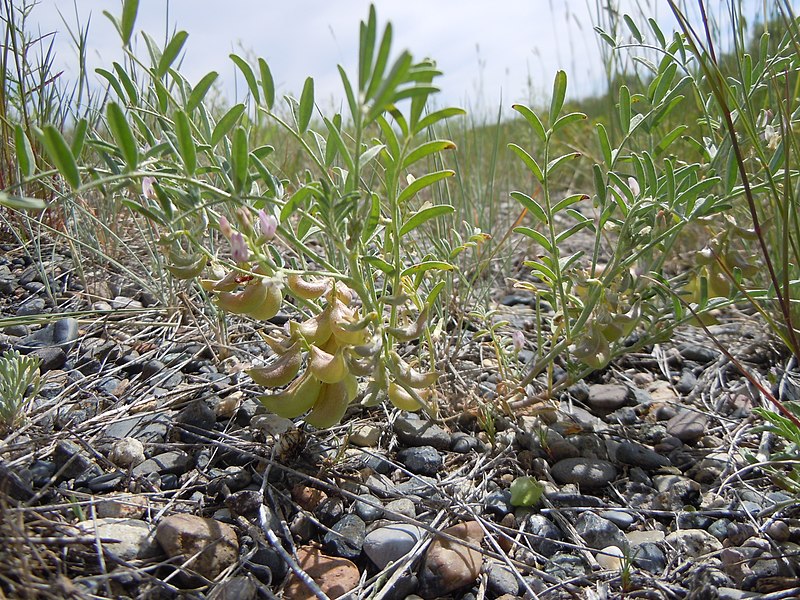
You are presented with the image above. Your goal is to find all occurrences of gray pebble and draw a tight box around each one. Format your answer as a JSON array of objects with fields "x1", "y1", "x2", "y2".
[
  {"x1": 575, "y1": 512, "x2": 628, "y2": 551},
  {"x1": 551, "y1": 458, "x2": 617, "y2": 489},
  {"x1": 632, "y1": 542, "x2": 666, "y2": 573},
  {"x1": 616, "y1": 441, "x2": 671, "y2": 470},
  {"x1": 486, "y1": 561, "x2": 520, "y2": 597},
  {"x1": 396, "y1": 445, "x2": 443, "y2": 476},
  {"x1": 323, "y1": 514, "x2": 365, "y2": 559},
  {"x1": 526, "y1": 514, "x2": 563, "y2": 555},
  {"x1": 393, "y1": 416, "x2": 451, "y2": 450},
  {"x1": 484, "y1": 489, "x2": 513, "y2": 517},
  {"x1": 355, "y1": 493, "x2": 384, "y2": 522}
]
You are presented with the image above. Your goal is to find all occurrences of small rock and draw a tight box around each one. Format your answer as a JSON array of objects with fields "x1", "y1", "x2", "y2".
[
  {"x1": 550, "y1": 458, "x2": 617, "y2": 489},
  {"x1": 30, "y1": 346, "x2": 66, "y2": 372},
  {"x1": 419, "y1": 521, "x2": 484, "y2": 598},
  {"x1": 587, "y1": 384, "x2": 629, "y2": 411},
  {"x1": 525, "y1": 514, "x2": 563, "y2": 555},
  {"x1": 131, "y1": 450, "x2": 190, "y2": 476},
  {"x1": 576, "y1": 512, "x2": 628, "y2": 551},
  {"x1": 250, "y1": 413, "x2": 294, "y2": 436},
  {"x1": 314, "y1": 497, "x2": 345, "y2": 526},
  {"x1": 596, "y1": 545, "x2": 625, "y2": 570},
  {"x1": 667, "y1": 409, "x2": 709, "y2": 443},
  {"x1": 626, "y1": 530, "x2": 665, "y2": 545},
  {"x1": 16, "y1": 297, "x2": 46, "y2": 316},
  {"x1": 54, "y1": 440, "x2": 99, "y2": 481},
  {"x1": 354, "y1": 493, "x2": 383, "y2": 522},
  {"x1": 111, "y1": 296, "x2": 143, "y2": 310},
  {"x1": 616, "y1": 441, "x2": 671, "y2": 470},
  {"x1": 349, "y1": 423, "x2": 381, "y2": 446},
  {"x1": 665, "y1": 529, "x2": 722, "y2": 558},
  {"x1": 632, "y1": 542, "x2": 666, "y2": 573},
  {"x1": 283, "y1": 546, "x2": 359, "y2": 599},
  {"x1": 451, "y1": 432, "x2": 482, "y2": 453},
  {"x1": 214, "y1": 394, "x2": 241, "y2": 418},
  {"x1": 678, "y1": 343, "x2": 719, "y2": 363},
  {"x1": 105, "y1": 412, "x2": 171, "y2": 443},
  {"x1": 155, "y1": 514, "x2": 239, "y2": 580},
  {"x1": 108, "y1": 437, "x2": 145, "y2": 468},
  {"x1": 208, "y1": 575, "x2": 258, "y2": 600},
  {"x1": 545, "y1": 553, "x2": 591, "y2": 580},
  {"x1": 292, "y1": 484, "x2": 328, "y2": 511},
  {"x1": 323, "y1": 514, "x2": 365, "y2": 559},
  {"x1": 76, "y1": 518, "x2": 159, "y2": 561},
  {"x1": 384, "y1": 498, "x2": 417, "y2": 521},
  {"x1": 96, "y1": 494, "x2": 150, "y2": 519},
  {"x1": 600, "y1": 510, "x2": 635, "y2": 530},
  {"x1": 88, "y1": 471, "x2": 125, "y2": 493},
  {"x1": 766, "y1": 520, "x2": 790, "y2": 543},
  {"x1": 675, "y1": 369, "x2": 697, "y2": 394},
  {"x1": 486, "y1": 561, "x2": 520, "y2": 597},
  {"x1": 396, "y1": 445, "x2": 443, "y2": 476},
  {"x1": 484, "y1": 489, "x2": 513, "y2": 517},
  {"x1": 393, "y1": 416, "x2": 451, "y2": 450},
  {"x1": 174, "y1": 400, "x2": 216, "y2": 442},
  {"x1": 364, "y1": 523, "x2": 425, "y2": 569}
]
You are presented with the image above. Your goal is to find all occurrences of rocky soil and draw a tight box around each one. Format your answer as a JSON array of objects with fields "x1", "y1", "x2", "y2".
[{"x1": 1, "y1": 241, "x2": 800, "y2": 600}]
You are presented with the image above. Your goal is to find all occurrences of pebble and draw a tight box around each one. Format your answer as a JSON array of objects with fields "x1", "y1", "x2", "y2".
[
  {"x1": 323, "y1": 514, "x2": 365, "y2": 559},
  {"x1": 675, "y1": 369, "x2": 697, "y2": 394},
  {"x1": 209, "y1": 575, "x2": 257, "y2": 600},
  {"x1": 75, "y1": 518, "x2": 159, "y2": 561},
  {"x1": 283, "y1": 546, "x2": 359, "y2": 599},
  {"x1": 664, "y1": 529, "x2": 722, "y2": 558},
  {"x1": 108, "y1": 437, "x2": 145, "y2": 468},
  {"x1": 615, "y1": 441, "x2": 671, "y2": 470},
  {"x1": 667, "y1": 409, "x2": 709, "y2": 442},
  {"x1": 17, "y1": 317, "x2": 79, "y2": 351},
  {"x1": 131, "y1": 450, "x2": 191, "y2": 476},
  {"x1": 355, "y1": 493, "x2": 384, "y2": 522},
  {"x1": 363, "y1": 523, "x2": 425, "y2": 569},
  {"x1": 174, "y1": 400, "x2": 216, "y2": 442},
  {"x1": 632, "y1": 542, "x2": 666, "y2": 573},
  {"x1": 677, "y1": 343, "x2": 719, "y2": 363},
  {"x1": 595, "y1": 545, "x2": 625, "y2": 570},
  {"x1": 484, "y1": 489, "x2": 514, "y2": 517},
  {"x1": 349, "y1": 423, "x2": 381, "y2": 446},
  {"x1": 575, "y1": 512, "x2": 628, "y2": 551},
  {"x1": 155, "y1": 514, "x2": 239, "y2": 580},
  {"x1": 54, "y1": 440, "x2": 100, "y2": 480},
  {"x1": 88, "y1": 471, "x2": 125, "y2": 493},
  {"x1": 16, "y1": 297, "x2": 46, "y2": 316},
  {"x1": 314, "y1": 497, "x2": 345, "y2": 526},
  {"x1": 96, "y1": 494, "x2": 149, "y2": 519},
  {"x1": 30, "y1": 346, "x2": 66, "y2": 372},
  {"x1": 550, "y1": 458, "x2": 617, "y2": 488},
  {"x1": 396, "y1": 445, "x2": 443, "y2": 476},
  {"x1": 419, "y1": 521, "x2": 484, "y2": 598},
  {"x1": 384, "y1": 498, "x2": 416, "y2": 520},
  {"x1": 525, "y1": 514, "x2": 563, "y2": 555},
  {"x1": 393, "y1": 416, "x2": 451, "y2": 450},
  {"x1": 105, "y1": 412, "x2": 171, "y2": 444},
  {"x1": 450, "y1": 432, "x2": 482, "y2": 453},
  {"x1": 587, "y1": 384, "x2": 629, "y2": 411},
  {"x1": 600, "y1": 510, "x2": 635, "y2": 530},
  {"x1": 486, "y1": 561, "x2": 520, "y2": 597}
]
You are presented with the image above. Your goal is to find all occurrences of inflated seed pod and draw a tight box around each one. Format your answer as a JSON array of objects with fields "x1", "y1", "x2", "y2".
[{"x1": 259, "y1": 370, "x2": 323, "y2": 419}]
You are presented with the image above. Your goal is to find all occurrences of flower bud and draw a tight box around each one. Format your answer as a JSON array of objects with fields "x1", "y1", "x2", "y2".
[
  {"x1": 627, "y1": 177, "x2": 640, "y2": 197},
  {"x1": 258, "y1": 209, "x2": 278, "y2": 241},
  {"x1": 219, "y1": 215, "x2": 233, "y2": 239},
  {"x1": 142, "y1": 176, "x2": 157, "y2": 200},
  {"x1": 511, "y1": 330, "x2": 525, "y2": 353},
  {"x1": 230, "y1": 232, "x2": 249, "y2": 263}
]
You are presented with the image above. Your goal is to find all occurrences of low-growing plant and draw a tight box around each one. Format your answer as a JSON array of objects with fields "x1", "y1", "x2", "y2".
[{"x1": 0, "y1": 349, "x2": 41, "y2": 431}]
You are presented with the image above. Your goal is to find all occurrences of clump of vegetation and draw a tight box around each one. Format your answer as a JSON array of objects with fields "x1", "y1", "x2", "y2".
[{"x1": 0, "y1": 350, "x2": 41, "y2": 431}]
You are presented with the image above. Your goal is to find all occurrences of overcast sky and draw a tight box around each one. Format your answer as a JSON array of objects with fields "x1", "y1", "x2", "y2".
[{"x1": 26, "y1": 1, "x2": 780, "y2": 118}]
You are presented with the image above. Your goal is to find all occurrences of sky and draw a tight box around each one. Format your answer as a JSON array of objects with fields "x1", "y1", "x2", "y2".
[{"x1": 23, "y1": 1, "x2": 785, "y2": 118}]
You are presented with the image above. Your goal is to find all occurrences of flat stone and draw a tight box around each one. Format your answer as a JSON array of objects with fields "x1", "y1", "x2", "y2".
[
  {"x1": 551, "y1": 458, "x2": 617, "y2": 488},
  {"x1": 30, "y1": 346, "x2": 66, "y2": 372},
  {"x1": 575, "y1": 512, "x2": 628, "y2": 551},
  {"x1": 17, "y1": 318, "x2": 79, "y2": 351},
  {"x1": 283, "y1": 546, "x2": 359, "y2": 599},
  {"x1": 104, "y1": 412, "x2": 171, "y2": 444},
  {"x1": 76, "y1": 518, "x2": 159, "y2": 561},
  {"x1": 632, "y1": 542, "x2": 667, "y2": 573},
  {"x1": 108, "y1": 437, "x2": 145, "y2": 468},
  {"x1": 396, "y1": 445, "x2": 443, "y2": 476},
  {"x1": 393, "y1": 416, "x2": 451, "y2": 450},
  {"x1": 155, "y1": 514, "x2": 238, "y2": 580},
  {"x1": 667, "y1": 410, "x2": 708, "y2": 442},
  {"x1": 626, "y1": 530, "x2": 665, "y2": 545},
  {"x1": 600, "y1": 510, "x2": 635, "y2": 530},
  {"x1": 323, "y1": 514, "x2": 365, "y2": 559},
  {"x1": 96, "y1": 494, "x2": 150, "y2": 519},
  {"x1": 349, "y1": 423, "x2": 381, "y2": 447},
  {"x1": 486, "y1": 561, "x2": 520, "y2": 597},
  {"x1": 354, "y1": 493, "x2": 383, "y2": 522},
  {"x1": 384, "y1": 498, "x2": 416, "y2": 520},
  {"x1": 616, "y1": 441, "x2": 671, "y2": 470},
  {"x1": 596, "y1": 545, "x2": 625, "y2": 570},
  {"x1": 664, "y1": 529, "x2": 722, "y2": 558},
  {"x1": 174, "y1": 400, "x2": 216, "y2": 442},
  {"x1": 131, "y1": 450, "x2": 191, "y2": 476},
  {"x1": 587, "y1": 384, "x2": 629, "y2": 411},
  {"x1": 677, "y1": 343, "x2": 720, "y2": 363},
  {"x1": 363, "y1": 523, "x2": 425, "y2": 569},
  {"x1": 419, "y1": 521, "x2": 484, "y2": 598},
  {"x1": 525, "y1": 514, "x2": 563, "y2": 555},
  {"x1": 209, "y1": 575, "x2": 258, "y2": 600}
]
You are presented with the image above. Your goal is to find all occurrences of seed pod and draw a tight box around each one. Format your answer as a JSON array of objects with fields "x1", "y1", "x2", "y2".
[
  {"x1": 309, "y1": 345, "x2": 349, "y2": 384},
  {"x1": 387, "y1": 305, "x2": 429, "y2": 342},
  {"x1": 247, "y1": 280, "x2": 284, "y2": 320},
  {"x1": 289, "y1": 305, "x2": 332, "y2": 346},
  {"x1": 330, "y1": 301, "x2": 371, "y2": 345},
  {"x1": 247, "y1": 343, "x2": 302, "y2": 388},
  {"x1": 571, "y1": 326, "x2": 610, "y2": 370},
  {"x1": 325, "y1": 282, "x2": 353, "y2": 306},
  {"x1": 388, "y1": 380, "x2": 423, "y2": 412},
  {"x1": 304, "y1": 373, "x2": 358, "y2": 429},
  {"x1": 166, "y1": 253, "x2": 206, "y2": 280},
  {"x1": 259, "y1": 370, "x2": 322, "y2": 418},
  {"x1": 201, "y1": 270, "x2": 239, "y2": 292},
  {"x1": 216, "y1": 278, "x2": 269, "y2": 314},
  {"x1": 287, "y1": 273, "x2": 330, "y2": 300},
  {"x1": 391, "y1": 351, "x2": 438, "y2": 389},
  {"x1": 345, "y1": 349, "x2": 377, "y2": 377}
]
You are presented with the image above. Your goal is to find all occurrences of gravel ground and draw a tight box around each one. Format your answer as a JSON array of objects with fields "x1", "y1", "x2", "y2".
[{"x1": 1, "y1": 240, "x2": 799, "y2": 600}]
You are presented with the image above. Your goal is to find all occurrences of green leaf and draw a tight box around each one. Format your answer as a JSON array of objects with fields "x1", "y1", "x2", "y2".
[
  {"x1": 512, "y1": 104, "x2": 546, "y2": 143},
  {"x1": 258, "y1": 59, "x2": 275, "y2": 110},
  {"x1": 366, "y1": 51, "x2": 412, "y2": 122},
  {"x1": 366, "y1": 21, "x2": 392, "y2": 99},
  {"x1": 323, "y1": 117, "x2": 354, "y2": 171},
  {"x1": 510, "y1": 191, "x2": 546, "y2": 223},
  {"x1": 112, "y1": 62, "x2": 138, "y2": 105},
  {"x1": 106, "y1": 102, "x2": 138, "y2": 171},
  {"x1": 297, "y1": 77, "x2": 315, "y2": 134},
  {"x1": 173, "y1": 109, "x2": 196, "y2": 175},
  {"x1": 359, "y1": 5, "x2": 377, "y2": 91},
  {"x1": 231, "y1": 126, "x2": 249, "y2": 194},
  {"x1": 547, "y1": 152, "x2": 581, "y2": 175},
  {"x1": 399, "y1": 205, "x2": 455, "y2": 237},
  {"x1": 359, "y1": 143, "x2": 385, "y2": 169},
  {"x1": 508, "y1": 143, "x2": 543, "y2": 183},
  {"x1": 280, "y1": 185, "x2": 317, "y2": 222},
  {"x1": 655, "y1": 124, "x2": 687, "y2": 156},
  {"x1": 398, "y1": 170, "x2": 454, "y2": 204},
  {"x1": 95, "y1": 68, "x2": 126, "y2": 100},
  {"x1": 362, "y1": 255, "x2": 395, "y2": 275},
  {"x1": 14, "y1": 125, "x2": 34, "y2": 178},
  {"x1": 648, "y1": 17, "x2": 666, "y2": 47},
  {"x1": 376, "y1": 115, "x2": 400, "y2": 161},
  {"x1": 596, "y1": 123, "x2": 612, "y2": 167},
  {"x1": 556, "y1": 220, "x2": 592, "y2": 244},
  {"x1": 0, "y1": 191, "x2": 46, "y2": 211},
  {"x1": 524, "y1": 259, "x2": 556, "y2": 283},
  {"x1": 549, "y1": 70, "x2": 567, "y2": 124},
  {"x1": 619, "y1": 85, "x2": 631, "y2": 133},
  {"x1": 361, "y1": 192, "x2": 381, "y2": 244},
  {"x1": 414, "y1": 107, "x2": 466, "y2": 134},
  {"x1": 552, "y1": 112, "x2": 587, "y2": 133},
  {"x1": 552, "y1": 193, "x2": 589, "y2": 213},
  {"x1": 157, "y1": 30, "x2": 188, "y2": 78},
  {"x1": 40, "y1": 125, "x2": 80, "y2": 189},
  {"x1": 400, "y1": 260, "x2": 454, "y2": 278},
  {"x1": 211, "y1": 103, "x2": 246, "y2": 146},
  {"x1": 121, "y1": 0, "x2": 139, "y2": 46},
  {"x1": 510, "y1": 476, "x2": 544, "y2": 507},
  {"x1": 401, "y1": 140, "x2": 455, "y2": 170},
  {"x1": 338, "y1": 66, "x2": 358, "y2": 122},
  {"x1": 229, "y1": 53, "x2": 260, "y2": 103},
  {"x1": 623, "y1": 14, "x2": 643, "y2": 42},
  {"x1": 515, "y1": 226, "x2": 552, "y2": 252},
  {"x1": 187, "y1": 71, "x2": 218, "y2": 113}
]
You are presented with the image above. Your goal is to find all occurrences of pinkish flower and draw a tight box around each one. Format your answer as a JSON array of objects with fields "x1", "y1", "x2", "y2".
[
  {"x1": 627, "y1": 177, "x2": 640, "y2": 197},
  {"x1": 142, "y1": 176, "x2": 157, "y2": 200},
  {"x1": 511, "y1": 330, "x2": 525, "y2": 353},
  {"x1": 230, "y1": 232, "x2": 249, "y2": 263},
  {"x1": 258, "y1": 209, "x2": 278, "y2": 241},
  {"x1": 218, "y1": 215, "x2": 233, "y2": 239}
]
